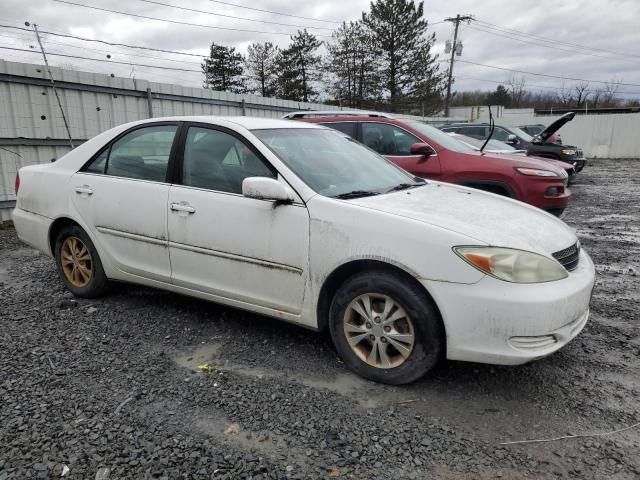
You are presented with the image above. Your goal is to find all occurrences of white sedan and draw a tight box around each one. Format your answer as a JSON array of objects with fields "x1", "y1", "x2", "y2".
[{"x1": 12, "y1": 116, "x2": 595, "y2": 384}]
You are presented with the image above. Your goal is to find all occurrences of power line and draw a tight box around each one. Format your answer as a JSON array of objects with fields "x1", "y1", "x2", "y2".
[
  {"x1": 0, "y1": 27, "x2": 205, "y2": 67},
  {"x1": 0, "y1": 45, "x2": 326, "y2": 75},
  {"x1": 51, "y1": 0, "x2": 332, "y2": 38},
  {"x1": 135, "y1": 0, "x2": 334, "y2": 31},
  {"x1": 0, "y1": 23, "x2": 206, "y2": 58},
  {"x1": 0, "y1": 46, "x2": 203, "y2": 73},
  {"x1": 467, "y1": 25, "x2": 639, "y2": 63},
  {"x1": 457, "y1": 59, "x2": 640, "y2": 88},
  {"x1": 204, "y1": 0, "x2": 340, "y2": 24},
  {"x1": 475, "y1": 19, "x2": 640, "y2": 59}
]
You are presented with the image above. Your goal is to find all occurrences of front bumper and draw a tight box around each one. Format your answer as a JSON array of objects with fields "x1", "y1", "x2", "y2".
[
  {"x1": 560, "y1": 157, "x2": 587, "y2": 172},
  {"x1": 422, "y1": 249, "x2": 595, "y2": 365}
]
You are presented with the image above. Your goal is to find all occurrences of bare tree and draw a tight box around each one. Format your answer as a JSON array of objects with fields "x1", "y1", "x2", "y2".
[
  {"x1": 602, "y1": 78, "x2": 621, "y2": 107},
  {"x1": 574, "y1": 81, "x2": 590, "y2": 107},
  {"x1": 507, "y1": 76, "x2": 527, "y2": 108},
  {"x1": 556, "y1": 83, "x2": 574, "y2": 106}
]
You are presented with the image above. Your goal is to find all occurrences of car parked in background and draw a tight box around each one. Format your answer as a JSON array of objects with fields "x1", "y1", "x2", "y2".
[
  {"x1": 294, "y1": 112, "x2": 570, "y2": 216},
  {"x1": 439, "y1": 123, "x2": 531, "y2": 149},
  {"x1": 520, "y1": 124, "x2": 562, "y2": 144},
  {"x1": 440, "y1": 113, "x2": 587, "y2": 172},
  {"x1": 447, "y1": 132, "x2": 577, "y2": 183},
  {"x1": 12, "y1": 116, "x2": 595, "y2": 385}
]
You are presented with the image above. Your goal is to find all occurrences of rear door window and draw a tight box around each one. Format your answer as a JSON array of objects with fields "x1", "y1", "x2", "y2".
[
  {"x1": 83, "y1": 125, "x2": 178, "y2": 182},
  {"x1": 319, "y1": 122, "x2": 357, "y2": 138}
]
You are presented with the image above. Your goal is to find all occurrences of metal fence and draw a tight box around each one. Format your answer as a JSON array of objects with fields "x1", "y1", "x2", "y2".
[{"x1": 0, "y1": 59, "x2": 362, "y2": 218}]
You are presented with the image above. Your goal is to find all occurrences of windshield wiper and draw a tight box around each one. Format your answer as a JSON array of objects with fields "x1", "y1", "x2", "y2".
[
  {"x1": 386, "y1": 182, "x2": 425, "y2": 193},
  {"x1": 334, "y1": 190, "x2": 381, "y2": 199}
]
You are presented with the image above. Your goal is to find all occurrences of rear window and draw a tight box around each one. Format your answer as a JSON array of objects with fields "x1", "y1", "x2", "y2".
[{"x1": 319, "y1": 122, "x2": 357, "y2": 138}]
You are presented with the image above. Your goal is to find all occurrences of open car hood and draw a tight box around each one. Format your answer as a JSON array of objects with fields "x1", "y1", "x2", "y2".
[{"x1": 535, "y1": 112, "x2": 575, "y2": 143}]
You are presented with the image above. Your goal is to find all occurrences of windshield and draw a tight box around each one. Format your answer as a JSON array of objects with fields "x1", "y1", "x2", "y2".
[
  {"x1": 404, "y1": 121, "x2": 475, "y2": 153},
  {"x1": 509, "y1": 127, "x2": 533, "y2": 142},
  {"x1": 252, "y1": 128, "x2": 419, "y2": 198}
]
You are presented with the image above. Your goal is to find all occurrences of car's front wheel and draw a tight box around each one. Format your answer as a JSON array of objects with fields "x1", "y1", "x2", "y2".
[
  {"x1": 328, "y1": 271, "x2": 444, "y2": 385},
  {"x1": 54, "y1": 225, "x2": 110, "y2": 298}
]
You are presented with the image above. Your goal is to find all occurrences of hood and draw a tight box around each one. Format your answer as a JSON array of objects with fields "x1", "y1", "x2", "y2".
[
  {"x1": 473, "y1": 151, "x2": 568, "y2": 176},
  {"x1": 487, "y1": 149, "x2": 527, "y2": 155},
  {"x1": 347, "y1": 183, "x2": 576, "y2": 256},
  {"x1": 541, "y1": 158, "x2": 575, "y2": 173},
  {"x1": 535, "y1": 112, "x2": 575, "y2": 143}
]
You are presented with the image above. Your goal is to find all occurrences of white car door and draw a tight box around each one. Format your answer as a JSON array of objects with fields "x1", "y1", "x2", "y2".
[
  {"x1": 71, "y1": 123, "x2": 179, "y2": 282},
  {"x1": 167, "y1": 124, "x2": 309, "y2": 314}
]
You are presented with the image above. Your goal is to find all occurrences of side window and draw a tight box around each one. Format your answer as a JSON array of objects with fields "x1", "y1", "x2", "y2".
[
  {"x1": 461, "y1": 126, "x2": 486, "y2": 139},
  {"x1": 182, "y1": 127, "x2": 276, "y2": 194},
  {"x1": 320, "y1": 122, "x2": 357, "y2": 138},
  {"x1": 361, "y1": 123, "x2": 421, "y2": 156},
  {"x1": 83, "y1": 125, "x2": 177, "y2": 182},
  {"x1": 492, "y1": 127, "x2": 510, "y2": 142}
]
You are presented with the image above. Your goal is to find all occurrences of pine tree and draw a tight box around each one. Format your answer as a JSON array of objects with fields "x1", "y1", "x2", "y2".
[
  {"x1": 327, "y1": 21, "x2": 380, "y2": 108},
  {"x1": 202, "y1": 43, "x2": 246, "y2": 93},
  {"x1": 245, "y1": 42, "x2": 279, "y2": 97},
  {"x1": 488, "y1": 85, "x2": 511, "y2": 106},
  {"x1": 362, "y1": 0, "x2": 444, "y2": 113},
  {"x1": 275, "y1": 30, "x2": 322, "y2": 102}
]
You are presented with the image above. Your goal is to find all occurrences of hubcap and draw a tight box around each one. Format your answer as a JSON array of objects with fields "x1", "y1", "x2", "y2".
[
  {"x1": 60, "y1": 236, "x2": 92, "y2": 288},
  {"x1": 343, "y1": 293, "x2": 415, "y2": 369}
]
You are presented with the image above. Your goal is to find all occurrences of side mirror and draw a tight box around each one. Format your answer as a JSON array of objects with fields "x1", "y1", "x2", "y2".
[
  {"x1": 242, "y1": 177, "x2": 294, "y2": 203},
  {"x1": 506, "y1": 134, "x2": 518, "y2": 145},
  {"x1": 410, "y1": 143, "x2": 436, "y2": 156}
]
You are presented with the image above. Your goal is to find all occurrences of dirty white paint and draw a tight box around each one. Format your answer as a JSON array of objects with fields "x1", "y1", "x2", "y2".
[{"x1": 12, "y1": 116, "x2": 596, "y2": 367}]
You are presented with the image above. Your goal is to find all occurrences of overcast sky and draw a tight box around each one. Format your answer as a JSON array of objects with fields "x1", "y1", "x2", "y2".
[{"x1": 1, "y1": 0, "x2": 640, "y2": 99}]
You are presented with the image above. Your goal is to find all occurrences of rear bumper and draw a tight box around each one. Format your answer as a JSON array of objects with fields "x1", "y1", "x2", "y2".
[
  {"x1": 11, "y1": 207, "x2": 54, "y2": 257},
  {"x1": 422, "y1": 249, "x2": 595, "y2": 365}
]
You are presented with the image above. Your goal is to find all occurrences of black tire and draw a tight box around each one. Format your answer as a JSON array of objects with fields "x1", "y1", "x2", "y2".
[
  {"x1": 328, "y1": 270, "x2": 444, "y2": 385},
  {"x1": 54, "y1": 225, "x2": 110, "y2": 298},
  {"x1": 546, "y1": 208, "x2": 565, "y2": 218}
]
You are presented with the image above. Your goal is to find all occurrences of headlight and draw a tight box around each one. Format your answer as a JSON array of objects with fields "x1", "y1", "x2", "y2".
[
  {"x1": 515, "y1": 167, "x2": 560, "y2": 178},
  {"x1": 561, "y1": 149, "x2": 576, "y2": 155},
  {"x1": 453, "y1": 246, "x2": 568, "y2": 283}
]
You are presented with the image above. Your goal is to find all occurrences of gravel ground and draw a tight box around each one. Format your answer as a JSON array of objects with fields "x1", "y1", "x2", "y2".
[{"x1": 1, "y1": 159, "x2": 639, "y2": 480}]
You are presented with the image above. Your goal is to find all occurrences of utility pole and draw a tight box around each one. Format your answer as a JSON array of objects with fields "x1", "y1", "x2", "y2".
[
  {"x1": 443, "y1": 14, "x2": 474, "y2": 117},
  {"x1": 30, "y1": 22, "x2": 74, "y2": 148}
]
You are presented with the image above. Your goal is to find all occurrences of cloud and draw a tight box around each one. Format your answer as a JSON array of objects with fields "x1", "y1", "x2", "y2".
[{"x1": 1, "y1": 0, "x2": 639, "y2": 97}]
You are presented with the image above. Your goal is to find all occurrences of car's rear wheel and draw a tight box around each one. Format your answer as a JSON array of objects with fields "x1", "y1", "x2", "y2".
[
  {"x1": 55, "y1": 225, "x2": 110, "y2": 298},
  {"x1": 328, "y1": 271, "x2": 443, "y2": 385}
]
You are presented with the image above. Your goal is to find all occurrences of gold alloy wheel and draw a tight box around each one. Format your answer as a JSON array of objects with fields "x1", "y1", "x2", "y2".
[
  {"x1": 343, "y1": 293, "x2": 415, "y2": 369},
  {"x1": 60, "y1": 236, "x2": 92, "y2": 288}
]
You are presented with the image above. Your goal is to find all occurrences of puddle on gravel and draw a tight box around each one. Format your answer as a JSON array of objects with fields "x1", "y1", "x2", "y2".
[
  {"x1": 174, "y1": 343, "x2": 383, "y2": 408},
  {"x1": 174, "y1": 343, "x2": 220, "y2": 370}
]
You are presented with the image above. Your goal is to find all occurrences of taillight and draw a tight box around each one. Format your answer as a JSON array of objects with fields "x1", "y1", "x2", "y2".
[{"x1": 15, "y1": 172, "x2": 20, "y2": 194}]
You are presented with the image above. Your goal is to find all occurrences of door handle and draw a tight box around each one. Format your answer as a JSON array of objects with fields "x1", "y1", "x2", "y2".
[
  {"x1": 170, "y1": 202, "x2": 196, "y2": 214},
  {"x1": 74, "y1": 185, "x2": 94, "y2": 197}
]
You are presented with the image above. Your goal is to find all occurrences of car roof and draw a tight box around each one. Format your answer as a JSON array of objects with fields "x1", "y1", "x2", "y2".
[
  {"x1": 282, "y1": 110, "x2": 394, "y2": 119},
  {"x1": 125, "y1": 115, "x2": 324, "y2": 130},
  {"x1": 298, "y1": 115, "x2": 413, "y2": 125}
]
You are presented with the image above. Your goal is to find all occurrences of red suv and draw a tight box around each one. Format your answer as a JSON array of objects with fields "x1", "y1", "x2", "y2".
[{"x1": 289, "y1": 112, "x2": 571, "y2": 216}]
